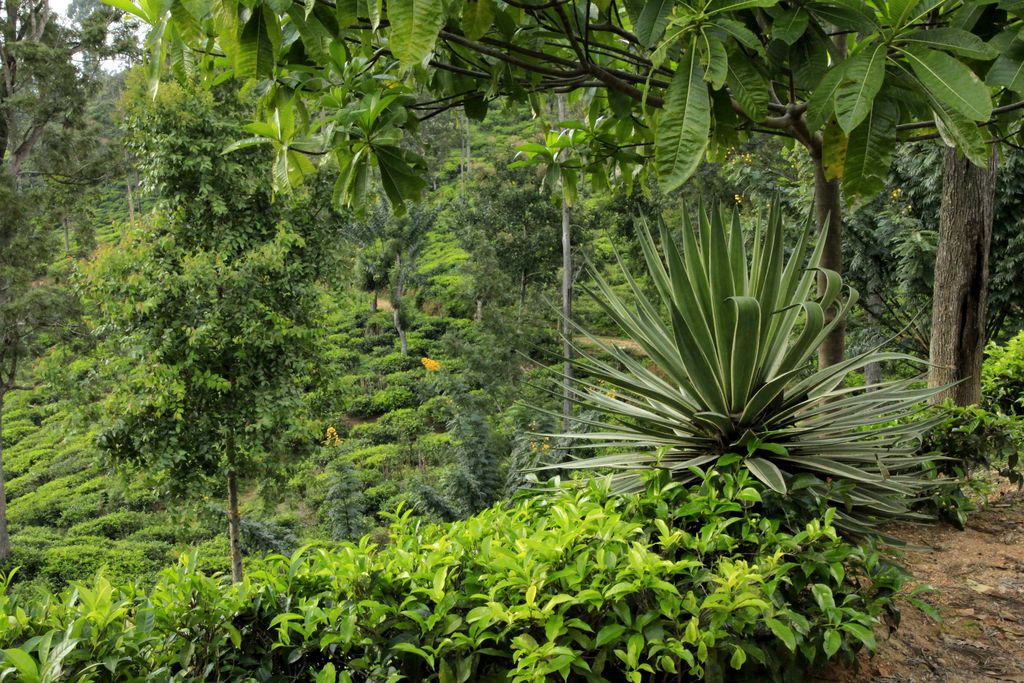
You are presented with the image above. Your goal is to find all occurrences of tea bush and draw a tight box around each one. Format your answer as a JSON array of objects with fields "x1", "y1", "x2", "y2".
[
  {"x1": 914, "y1": 402, "x2": 1023, "y2": 526},
  {"x1": 983, "y1": 330, "x2": 1024, "y2": 415},
  {"x1": 0, "y1": 469, "x2": 907, "y2": 682},
  {"x1": 369, "y1": 385, "x2": 417, "y2": 414},
  {"x1": 67, "y1": 511, "x2": 148, "y2": 539}
]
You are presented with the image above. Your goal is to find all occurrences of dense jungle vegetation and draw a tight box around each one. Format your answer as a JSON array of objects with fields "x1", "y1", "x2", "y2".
[{"x1": 1, "y1": 0, "x2": 1024, "y2": 680}]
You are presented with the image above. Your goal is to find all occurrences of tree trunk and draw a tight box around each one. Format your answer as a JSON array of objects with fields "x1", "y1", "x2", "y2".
[
  {"x1": 126, "y1": 177, "x2": 136, "y2": 226},
  {"x1": 560, "y1": 196, "x2": 573, "y2": 429},
  {"x1": 370, "y1": 292, "x2": 378, "y2": 312},
  {"x1": 0, "y1": 393, "x2": 10, "y2": 562},
  {"x1": 811, "y1": 156, "x2": 846, "y2": 369},
  {"x1": 557, "y1": 95, "x2": 574, "y2": 430},
  {"x1": 863, "y1": 292, "x2": 884, "y2": 390},
  {"x1": 460, "y1": 112, "x2": 471, "y2": 198},
  {"x1": 475, "y1": 298, "x2": 483, "y2": 323},
  {"x1": 928, "y1": 147, "x2": 997, "y2": 406},
  {"x1": 393, "y1": 254, "x2": 408, "y2": 355},
  {"x1": 226, "y1": 465, "x2": 244, "y2": 582}
]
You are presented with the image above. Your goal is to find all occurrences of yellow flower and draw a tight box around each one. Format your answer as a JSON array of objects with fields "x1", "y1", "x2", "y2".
[
  {"x1": 421, "y1": 357, "x2": 441, "y2": 372},
  {"x1": 325, "y1": 426, "x2": 341, "y2": 446},
  {"x1": 890, "y1": 187, "x2": 903, "y2": 200},
  {"x1": 734, "y1": 194, "x2": 743, "y2": 205}
]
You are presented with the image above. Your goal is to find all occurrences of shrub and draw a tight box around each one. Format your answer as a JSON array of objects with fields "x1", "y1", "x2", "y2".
[
  {"x1": 0, "y1": 419, "x2": 35, "y2": 448},
  {"x1": 914, "y1": 403, "x2": 1023, "y2": 526},
  {"x1": 369, "y1": 351, "x2": 420, "y2": 375},
  {"x1": 36, "y1": 540, "x2": 171, "y2": 587},
  {"x1": 129, "y1": 522, "x2": 189, "y2": 543},
  {"x1": 369, "y1": 385, "x2": 417, "y2": 413},
  {"x1": 558, "y1": 204, "x2": 938, "y2": 533},
  {"x1": 0, "y1": 469, "x2": 907, "y2": 682},
  {"x1": 419, "y1": 394, "x2": 455, "y2": 428},
  {"x1": 983, "y1": 330, "x2": 1024, "y2": 415},
  {"x1": 411, "y1": 432, "x2": 453, "y2": 468},
  {"x1": 68, "y1": 511, "x2": 148, "y2": 539},
  {"x1": 375, "y1": 408, "x2": 429, "y2": 442},
  {"x1": 414, "y1": 316, "x2": 452, "y2": 340},
  {"x1": 336, "y1": 444, "x2": 407, "y2": 477}
]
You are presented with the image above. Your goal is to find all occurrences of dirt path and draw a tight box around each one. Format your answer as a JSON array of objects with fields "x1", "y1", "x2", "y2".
[{"x1": 843, "y1": 488, "x2": 1024, "y2": 682}]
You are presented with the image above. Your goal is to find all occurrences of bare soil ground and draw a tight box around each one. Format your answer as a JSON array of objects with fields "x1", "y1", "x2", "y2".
[{"x1": 836, "y1": 487, "x2": 1024, "y2": 682}]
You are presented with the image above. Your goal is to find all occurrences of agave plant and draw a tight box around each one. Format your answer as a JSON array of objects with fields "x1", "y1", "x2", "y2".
[{"x1": 552, "y1": 203, "x2": 940, "y2": 532}]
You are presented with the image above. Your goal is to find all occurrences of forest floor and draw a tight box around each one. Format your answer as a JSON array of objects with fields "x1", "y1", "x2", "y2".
[{"x1": 835, "y1": 484, "x2": 1024, "y2": 682}]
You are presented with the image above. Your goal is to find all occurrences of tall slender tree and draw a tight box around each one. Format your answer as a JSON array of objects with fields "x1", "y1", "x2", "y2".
[{"x1": 93, "y1": 79, "x2": 331, "y2": 581}]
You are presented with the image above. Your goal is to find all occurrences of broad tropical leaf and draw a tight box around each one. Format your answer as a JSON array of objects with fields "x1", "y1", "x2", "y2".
[
  {"x1": 904, "y1": 47, "x2": 992, "y2": 122},
  {"x1": 986, "y1": 40, "x2": 1024, "y2": 95},
  {"x1": 834, "y1": 43, "x2": 886, "y2": 133},
  {"x1": 461, "y1": 0, "x2": 495, "y2": 40},
  {"x1": 843, "y1": 98, "x2": 898, "y2": 201},
  {"x1": 726, "y1": 58, "x2": 768, "y2": 121},
  {"x1": 656, "y1": 42, "x2": 711, "y2": 193},
  {"x1": 635, "y1": 0, "x2": 673, "y2": 47},
  {"x1": 387, "y1": 0, "x2": 446, "y2": 68}
]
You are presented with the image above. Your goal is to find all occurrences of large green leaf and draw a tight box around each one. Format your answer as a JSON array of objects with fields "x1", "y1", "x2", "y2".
[
  {"x1": 287, "y1": 6, "x2": 332, "y2": 62},
  {"x1": 374, "y1": 144, "x2": 428, "y2": 207},
  {"x1": 900, "y1": 27, "x2": 999, "y2": 60},
  {"x1": 804, "y1": 65, "x2": 844, "y2": 131},
  {"x1": 461, "y1": 0, "x2": 495, "y2": 40},
  {"x1": 821, "y1": 121, "x2": 847, "y2": 181},
  {"x1": 806, "y1": 2, "x2": 877, "y2": 33},
  {"x1": 986, "y1": 39, "x2": 1024, "y2": 94},
  {"x1": 771, "y1": 8, "x2": 808, "y2": 45},
  {"x1": 656, "y1": 44, "x2": 711, "y2": 193},
  {"x1": 932, "y1": 103, "x2": 988, "y2": 167},
  {"x1": 236, "y1": 5, "x2": 278, "y2": 79},
  {"x1": 701, "y1": 34, "x2": 728, "y2": 90},
  {"x1": 635, "y1": 0, "x2": 674, "y2": 47},
  {"x1": 726, "y1": 58, "x2": 768, "y2": 121},
  {"x1": 705, "y1": 0, "x2": 778, "y2": 15},
  {"x1": 387, "y1": 0, "x2": 446, "y2": 68},
  {"x1": 843, "y1": 98, "x2": 898, "y2": 201},
  {"x1": 834, "y1": 43, "x2": 886, "y2": 133},
  {"x1": 904, "y1": 46, "x2": 992, "y2": 122}
]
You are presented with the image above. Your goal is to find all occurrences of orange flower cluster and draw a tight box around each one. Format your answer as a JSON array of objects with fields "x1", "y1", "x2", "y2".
[
  {"x1": 421, "y1": 357, "x2": 441, "y2": 372},
  {"x1": 325, "y1": 426, "x2": 341, "y2": 446}
]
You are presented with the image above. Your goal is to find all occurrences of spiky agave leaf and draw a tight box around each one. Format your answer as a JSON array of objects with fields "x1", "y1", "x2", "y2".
[{"x1": 548, "y1": 202, "x2": 942, "y2": 532}]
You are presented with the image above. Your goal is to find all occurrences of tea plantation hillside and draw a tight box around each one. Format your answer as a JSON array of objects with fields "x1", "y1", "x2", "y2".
[{"x1": 3, "y1": 2, "x2": 1024, "y2": 679}]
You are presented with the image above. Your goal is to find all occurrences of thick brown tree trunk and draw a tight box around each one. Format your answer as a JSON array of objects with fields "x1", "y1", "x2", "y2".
[
  {"x1": 226, "y1": 466, "x2": 244, "y2": 582},
  {"x1": 0, "y1": 393, "x2": 9, "y2": 562},
  {"x1": 928, "y1": 148, "x2": 997, "y2": 406},
  {"x1": 812, "y1": 156, "x2": 845, "y2": 369}
]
